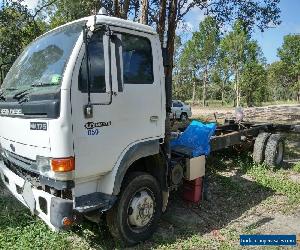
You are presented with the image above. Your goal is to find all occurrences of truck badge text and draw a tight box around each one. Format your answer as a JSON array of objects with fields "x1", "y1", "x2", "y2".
[
  {"x1": 30, "y1": 122, "x2": 47, "y2": 131},
  {"x1": 0, "y1": 108, "x2": 23, "y2": 116}
]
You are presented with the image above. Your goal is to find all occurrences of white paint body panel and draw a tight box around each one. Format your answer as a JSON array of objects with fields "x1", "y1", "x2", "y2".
[
  {"x1": 71, "y1": 24, "x2": 165, "y2": 196},
  {"x1": 0, "y1": 161, "x2": 57, "y2": 230},
  {"x1": 0, "y1": 15, "x2": 166, "y2": 198}
]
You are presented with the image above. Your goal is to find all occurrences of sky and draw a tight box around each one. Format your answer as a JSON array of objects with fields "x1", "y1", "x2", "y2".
[
  {"x1": 184, "y1": 0, "x2": 300, "y2": 64},
  {"x1": 4, "y1": 0, "x2": 300, "y2": 64}
]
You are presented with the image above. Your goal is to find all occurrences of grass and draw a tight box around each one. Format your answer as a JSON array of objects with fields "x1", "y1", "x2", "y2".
[
  {"x1": 0, "y1": 187, "x2": 71, "y2": 250},
  {"x1": 0, "y1": 146, "x2": 299, "y2": 249},
  {"x1": 244, "y1": 164, "x2": 300, "y2": 205},
  {"x1": 293, "y1": 162, "x2": 300, "y2": 173}
]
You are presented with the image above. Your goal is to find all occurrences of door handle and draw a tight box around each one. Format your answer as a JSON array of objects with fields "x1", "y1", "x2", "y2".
[{"x1": 150, "y1": 116, "x2": 159, "y2": 121}]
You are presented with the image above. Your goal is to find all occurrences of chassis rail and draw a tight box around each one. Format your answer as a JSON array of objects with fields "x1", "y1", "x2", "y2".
[{"x1": 210, "y1": 121, "x2": 300, "y2": 152}]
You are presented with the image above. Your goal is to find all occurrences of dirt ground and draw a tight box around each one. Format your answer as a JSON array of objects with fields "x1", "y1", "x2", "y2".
[{"x1": 192, "y1": 104, "x2": 300, "y2": 124}]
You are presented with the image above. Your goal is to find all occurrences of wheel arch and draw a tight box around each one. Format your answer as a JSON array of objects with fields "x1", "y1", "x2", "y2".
[{"x1": 112, "y1": 140, "x2": 168, "y2": 195}]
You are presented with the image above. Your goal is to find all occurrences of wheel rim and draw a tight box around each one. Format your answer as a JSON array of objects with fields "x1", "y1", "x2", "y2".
[
  {"x1": 275, "y1": 141, "x2": 284, "y2": 165},
  {"x1": 181, "y1": 114, "x2": 187, "y2": 121},
  {"x1": 127, "y1": 188, "x2": 155, "y2": 232}
]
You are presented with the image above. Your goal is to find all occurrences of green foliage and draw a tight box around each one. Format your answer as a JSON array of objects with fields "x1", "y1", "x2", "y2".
[
  {"x1": 240, "y1": 61, "x2": 267, "y2": 106},
  {"x1": 0, "y1": 0, "x2": 286, "y2": 105},
  {"x1": 267, "y1": 61, "x2": 295, "y2": 101},
  {"x1": 220, "y1": 21, "x2": 248, "y2": 74},
  {"x1": 278, "y1": 34, "x2": 300, "y2": 77},
  {"x1": 175, "y1": 17, "x2": 219, "y2": 104},
  {"x1": 277, "y1": 34, "x2": 300, "y2": 101},
  {"x1": 0, "y1": 1, "x2": 46, "y2": 84},
  {"x1": 176, "y1": 19, "x2": 270, "y2": 106}
]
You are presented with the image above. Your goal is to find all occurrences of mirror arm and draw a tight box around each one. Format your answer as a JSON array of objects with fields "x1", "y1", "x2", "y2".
[
  {"x1": 83, "y1": 25, "x2": 92, "y2": 105},
  {"x1": 83, "y1": 24, "x2": 114, "y2": 119}
]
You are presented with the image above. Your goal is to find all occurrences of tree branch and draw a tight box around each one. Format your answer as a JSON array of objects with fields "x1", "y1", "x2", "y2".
[{"x1": 32, "y1": 0, "x2": 58, "y2": 19}]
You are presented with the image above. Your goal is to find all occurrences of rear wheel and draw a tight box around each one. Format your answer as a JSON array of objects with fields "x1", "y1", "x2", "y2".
[
  {"x1": 253, "y1": 132, "x2": 271, "y2": 164},
  {"x1": 106, "y1": 172, "x2": 162, "y2": 246},
  {"x1": 264, "y1": 134, "x2": 284, "y2": 168}
]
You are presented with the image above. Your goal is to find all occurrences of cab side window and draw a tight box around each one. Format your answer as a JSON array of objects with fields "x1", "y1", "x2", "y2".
[
  {"x1": 79, "y1": 31, "x2": 106, "y2": 93},
  {"x1": 122, "y1": 34, "x2": 154, "y2": 84}
]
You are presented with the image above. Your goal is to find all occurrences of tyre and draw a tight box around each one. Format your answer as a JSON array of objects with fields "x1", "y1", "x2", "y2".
[
  {"x1": 106, "y1": 172, "x2": 162, "y2": 246},
  {"x1": 264, "y1": 134, "x2": 285, "y2": 168},
  {"x1": 253, "y1": 132, "x2": 271, "y2": 164},
  {"x1": 180, "y1": 113, "x2": 188, "y2": 121}
]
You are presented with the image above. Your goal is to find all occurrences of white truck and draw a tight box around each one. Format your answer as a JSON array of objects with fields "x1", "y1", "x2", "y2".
[{"x1": 0, "y1": 11, "x2": 205, "y2": 246}]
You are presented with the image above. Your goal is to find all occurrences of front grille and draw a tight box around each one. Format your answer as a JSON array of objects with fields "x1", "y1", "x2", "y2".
[{"x1": 2, "y1": 150, "x2": 38, "y2": 175}]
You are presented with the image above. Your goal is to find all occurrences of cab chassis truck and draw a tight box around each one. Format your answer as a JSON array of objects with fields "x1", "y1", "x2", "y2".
[{"x1": 0, "y1": 12, "x2": 299, "y2": 246}]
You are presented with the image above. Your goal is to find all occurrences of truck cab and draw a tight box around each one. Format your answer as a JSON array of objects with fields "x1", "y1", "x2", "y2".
[{"x1": 0, "y1": 13, "x2": 168, "y2": 245}]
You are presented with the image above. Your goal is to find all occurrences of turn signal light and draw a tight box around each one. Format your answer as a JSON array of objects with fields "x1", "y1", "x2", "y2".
[
  {"x1": 51, "y1": 157, "x2": 75, "y2": 172},
  {"x1": 62, "y1": 217, "x2": 74, "y2": 227}
]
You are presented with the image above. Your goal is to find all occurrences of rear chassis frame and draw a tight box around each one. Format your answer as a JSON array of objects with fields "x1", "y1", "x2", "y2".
[{"x1": 210, "y1": 120, "x2": 300, "y2": 152}]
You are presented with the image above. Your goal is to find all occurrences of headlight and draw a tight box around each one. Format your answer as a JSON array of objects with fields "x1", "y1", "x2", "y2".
[
  {"x1": 36, "y1": 156, "x2": 51, "y2": 175},
  {"x1": 36, "y1": 156, "x2": 75, "y2": 180}
]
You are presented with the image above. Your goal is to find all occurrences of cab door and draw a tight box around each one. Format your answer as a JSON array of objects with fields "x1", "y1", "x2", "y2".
[{"x1": 71, "y1": 27, "x2": 164, "y2": 181}]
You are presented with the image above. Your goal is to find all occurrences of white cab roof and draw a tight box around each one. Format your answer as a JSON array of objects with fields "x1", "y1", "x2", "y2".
[{"x1": 46, "y1": 15, "x2": 156, "y2": 35}]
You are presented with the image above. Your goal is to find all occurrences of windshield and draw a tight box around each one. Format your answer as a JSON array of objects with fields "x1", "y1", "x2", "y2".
[{"x1": 1, "y1": 21, "x2": 84, "y2": 94}]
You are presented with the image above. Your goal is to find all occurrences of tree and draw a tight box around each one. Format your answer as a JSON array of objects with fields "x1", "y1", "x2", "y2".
[
  {"x1": 278, "y1": 34, "x2": 300, "y2": 102},
  {"x1": 153, "y1": 0, "x2": 281, "y2": 112},
  {"x1": 215, "y1": 50, "x2": 231, "y2": 106},
  {"x1": 140, "y1": 0, "x2": 148, "y2": 24},
  {"x1": 0, "y1": 1, "x2": 46, "y2": 85},
  {"x1": 219, "y1": 21, "x2": 247, "y2": 107},
  {"x1": 219, "y1": 21, "x2": 265, "y2": 107},
  {"x1": 179, "y1": 16, "x2": 219, "y2": 106},
  {"x1": 267, "y1": 61, "x2": 294, "y2": 101},
  {"x1": 240, "y1": 61, "x2": 267, "y2": 106}
]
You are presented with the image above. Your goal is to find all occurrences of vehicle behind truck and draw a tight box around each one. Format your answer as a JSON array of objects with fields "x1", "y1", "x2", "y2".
[{"x1": 0, "y1": 11, "x2": 209, "y2": 246}]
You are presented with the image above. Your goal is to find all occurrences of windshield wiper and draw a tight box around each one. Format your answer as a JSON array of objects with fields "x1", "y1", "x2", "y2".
[
  {"x1": 31, "y1": 82, "x2": 57, "y2": 87},
  {"x1": 12, "y1": 88, "x2": 33, "y2": 102},
  {"x1": 0, "y1": 92, "x2": 6, "y2": 101}
]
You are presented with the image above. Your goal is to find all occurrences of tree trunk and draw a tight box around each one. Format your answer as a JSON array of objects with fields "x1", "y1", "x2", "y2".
[
  {"x1": 165, "y1": 0, "x2": 178, "y2": 110},
  {"x1": 113, "y1": 0, "x2": 120, "y2": 17},
  {"x1": 192, "y1": 81, "x2": 196, "y2": 104},
  {"x1": 234, "y1": 67, "x2": 240, "y2": 107},
  {"x1": 163, "y1": 0, "x2": 178, "y2": 161},
  {"x1": 221, "y1": 78, "x2": 226, "y2": 106},
  {"x1": 121, "y1": 0, "x2": 130, "y2": 19},
  {"x1": 203, "y1": 64, "x2": 208, "y2": 107},
  {"x1": 297, "y1": 75, "x2": 300, "y2": 102},
  {"x1": 140, "y1": 0, "x2": 148, "y2": 24},
  {"x1": 157, "y1": 0, "x2": 167, "y2": 46},
  {"x1": 237, "y1": 73, "x2": 241, "y2": 107}
]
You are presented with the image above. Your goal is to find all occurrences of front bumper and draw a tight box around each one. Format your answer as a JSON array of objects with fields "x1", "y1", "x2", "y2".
[{"x1": 0, "y1": 160, "x2": 73, "y2": 230}]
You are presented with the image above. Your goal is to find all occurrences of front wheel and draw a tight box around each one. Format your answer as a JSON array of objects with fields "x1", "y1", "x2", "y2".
[{"x1": 106, "y1": 172, "x2": 162, "y2": 246}]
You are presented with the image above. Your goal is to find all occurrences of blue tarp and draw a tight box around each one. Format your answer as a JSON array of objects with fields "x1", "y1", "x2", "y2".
[{"x1": 171, "y1": 120, "x2": 217, "y2": 157}]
